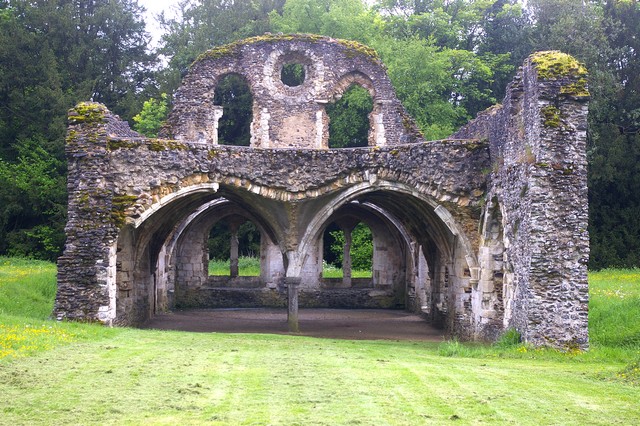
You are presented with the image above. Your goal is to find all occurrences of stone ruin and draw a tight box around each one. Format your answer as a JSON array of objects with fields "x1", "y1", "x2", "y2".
[{"x1": 54, "y1": 34, "x2": 590, "y2": 348}]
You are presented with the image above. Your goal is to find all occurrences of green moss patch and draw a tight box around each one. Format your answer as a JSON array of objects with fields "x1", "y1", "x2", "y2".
[
  {"x1": 68, "y1": 102, "x2": 108, "y2": 125},
  {"x1": 531, "y1": 51, "x2": 587, "y2": 80},
  {"x1": 147, "y1": 139, "x2": 188, "y2": 152},
  {"x1": 559, "y1": 78, "x2": 589, "y2": 98},
  {"x1": 335, "y1": 39, "x2": 380, "y2": 62},
  {"x1": 110, "y1": 195, "x2": 138, "y2": 227},
  {"x1": 107, "y1": 139, "x2": 140, "y2": 151},
  {"x1": 196, "y1": 33, "x2": 380, "y2": 64},
  {"x1": 541, "y1": 105, "x2": 562, "y2": 128}
]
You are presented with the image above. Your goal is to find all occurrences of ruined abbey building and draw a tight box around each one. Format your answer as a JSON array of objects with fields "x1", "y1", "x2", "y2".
[{"x1": 55, "y1": 34, "x2": 590, "y2": 349}]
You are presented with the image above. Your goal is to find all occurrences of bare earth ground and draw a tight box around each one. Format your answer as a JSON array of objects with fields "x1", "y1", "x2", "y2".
[{"x1": 144, "y1": 308, "x2": 446, "y2": 341}]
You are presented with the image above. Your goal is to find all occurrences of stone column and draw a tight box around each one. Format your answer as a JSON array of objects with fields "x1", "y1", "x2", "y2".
[
  {"x1": 286, "y1": 277, "x2": 301, "y2": 332},
  {"x1": 227, "y1": 217, "x2": 244, "y2": 278},
  {"x1": 342, "y1": 226, "x2": 353, "y2": 288},
  {"x1": 229, "y1": 224, "x2": 239, "y2": 278}
]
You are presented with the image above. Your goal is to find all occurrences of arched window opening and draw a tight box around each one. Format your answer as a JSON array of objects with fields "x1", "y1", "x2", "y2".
[
  {"x1": 327, "y1": 84, "x2": 373, "y2": 148},
  {"x1": 322, "y1": 221, "x2": 373, "y2": 279},
  {"x1": 281, "y1": 63, "x2": 305, "y2": 87},
  {"x1": 208, "y1": 218, "x2": 261, "y2": 276},
  {"x1": 213, "y1": 74, "x2": 253, "y2": 146}
]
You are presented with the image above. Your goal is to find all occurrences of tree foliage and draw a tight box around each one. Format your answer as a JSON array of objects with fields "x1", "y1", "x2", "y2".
[
  {"x1": 158, "y1": 0, "x2": 286, "y2": 93},
  {"x1": 213, "y1": 75, "x2": 253, "y2": 146},
  {"x1": 327, "y1": 85, "x2": 373, "y2": 148},
  {"x1": 330, "y1": 223, "x2": 374, "y2": 271},
  {"x1": 133, "y1": 94, "x2": 169, "y2": 137},
  {"x1": 0, "y1": 0, "x2": 154, "y2": 260},
  {"x1": 208, "y1": 221, "x2": 261, "y2": 260}
]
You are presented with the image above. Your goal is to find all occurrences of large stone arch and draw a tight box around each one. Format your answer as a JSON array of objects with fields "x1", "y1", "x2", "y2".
[
  {"x1": 56, "y1": 39, "x2": 589, "y2": 348},
  {"x1": 293, "y1": 180, "x2": 478, "y2": 333},
  {"x1": 109, "y1": 181, "x2": 290, "y2": 324}
]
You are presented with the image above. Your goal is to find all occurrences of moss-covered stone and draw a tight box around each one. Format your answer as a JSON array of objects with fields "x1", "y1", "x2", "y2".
[
  {"x1": 335, "y1": 39, "x2": 380, "y2": 62},
  {"x1": 531, "y1": 51, "x2": 587, "y2": 81},
  {"x1": 107, "y1": 139, "x2": 140, "y2": 151},
  {"x1": 68, "y1": 102, "x2": 108, "y2": 125},
  {"x1": 65, "y1": 130, "x2": 78, "y2": 144},
  {"x1": 541, "y1": 105, "x2": 562, "y2": 128},
  {"x1": 196, "y1": 33, "x2": 323, "y2": 62},
  {"x1": 195, "y1": 33, "x2": 380, "y2": 64},
  {"x1": 111, "y1": 195, "x2": 138, "y2": 227},
  {"x1": 559, "y1": 78, "x2": 589, "y2": 98},
  {"x1": 147, "y1": 139, "x2": 188, "y2": 152}
]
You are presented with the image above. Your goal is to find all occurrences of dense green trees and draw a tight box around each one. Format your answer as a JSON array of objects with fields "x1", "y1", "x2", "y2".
[
  {"x1": 0, "y1": 0, "x2": 638, "y2": 268},
  {"x1": 0, "y1": 0, "x2": 153, "y2": 260}
]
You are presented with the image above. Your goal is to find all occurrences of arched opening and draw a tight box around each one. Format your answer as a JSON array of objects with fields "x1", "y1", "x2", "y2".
[
  {"x1": 474, "y1": 196, "x2": 508, "y2": 339},
  {"x1": 112, "y1": 185, "x2": 289, "y2": 322},
  {"x1": 297, "y1": 182, "x2": 478, "y2": 329},
  {"x1": 327, "y1": 84, "x2": 373, "y2": 148},
  {"x1": 208, "y1": 218, "x2": 261, "y2": 277},
  {"x1": 213, "y1": 73, "x2": 253, "y2": 146},
  {"x1": 322, "y1": 221, "x2": 373, "y2": 283}
]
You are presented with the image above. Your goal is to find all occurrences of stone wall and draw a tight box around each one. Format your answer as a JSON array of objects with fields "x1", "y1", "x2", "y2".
[
  {"x1": 455, "y1": 51, "x2": 590, "y2": 347},
  {"x1": 55, "y1": 36, "x2": 590, "y2": 349}
]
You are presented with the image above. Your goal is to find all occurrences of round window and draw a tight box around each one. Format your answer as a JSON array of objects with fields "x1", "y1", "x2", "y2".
[{"x1": 281, "y1": 63, "x2": 305, "y2": 87}]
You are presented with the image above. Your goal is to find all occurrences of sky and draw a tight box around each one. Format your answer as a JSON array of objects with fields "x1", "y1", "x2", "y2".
[{"x1": 138, "y1": 0, "x2": 180, "y2": 45}]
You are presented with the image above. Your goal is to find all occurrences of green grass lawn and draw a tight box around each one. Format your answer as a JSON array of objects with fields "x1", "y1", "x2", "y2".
[
  {"x1": 1, "y1": 257, "x2": 639, "y2": 425},
  {"x1": 208, "y1": 257, "x2": 261, "y2": 276}
]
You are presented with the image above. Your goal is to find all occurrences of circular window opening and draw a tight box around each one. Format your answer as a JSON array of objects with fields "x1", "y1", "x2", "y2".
[{"x1": 281, "y1": 63, "x2": 305, "y2": 87}]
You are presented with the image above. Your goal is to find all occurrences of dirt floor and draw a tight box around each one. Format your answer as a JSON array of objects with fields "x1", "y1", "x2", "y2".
[{"x1": 144, "y1": 308, "x2": 446, "y2": 341}]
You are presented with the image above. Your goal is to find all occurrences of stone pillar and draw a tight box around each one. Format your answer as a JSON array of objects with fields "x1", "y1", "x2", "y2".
[
  {"x1": 286, "y1": 277, "x2": 301, "y2": 332},
  {"x1": 211, "y1": 106, "x2": 224, "y2": 145},
  {"x1": 342, "y1": 226, "x2": 353, "y2": 288},
  {"x1": 229, "y1": 223, "x2": 239, "y2": 278}
]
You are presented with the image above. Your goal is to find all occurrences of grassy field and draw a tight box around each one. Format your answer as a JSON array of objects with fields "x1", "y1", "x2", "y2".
[
  {"x1": 1, "y1": 257, "x2": 639, "y2": 425},
  {"x1": 209, "y1": 257, "x2": 261, "y2": 276}
]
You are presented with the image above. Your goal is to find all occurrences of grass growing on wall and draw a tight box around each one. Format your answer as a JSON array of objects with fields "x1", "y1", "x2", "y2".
[{"x1": 1, "y1": 259, "x2": 639, "y2": 424}]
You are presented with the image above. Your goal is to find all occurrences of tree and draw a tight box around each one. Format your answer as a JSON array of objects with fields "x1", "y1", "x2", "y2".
[
  {"x1": 0, "y1": 0, "x2": 153, "y2": 259},
  {"x1": 326, "y1": 85, "x2": 373, "y2": 148},
  {"x1": 158, "y1": 0, "x2": 286, "y2": 94},
  {"x1": 0, "y1": 137, "x2": 66, "y2": 260},
  {"x1": 208, "y1": 221, "x2": 261, "y2": 260},
  {"x1": 213, "y1": 75, "x2": 253, "y2": 146},
  {"x1": 133, "y1": 94, "x2": 169, "y2": 137},
  {"x1": 528, "y1": 0, "x2": 640, "y2": 269}
]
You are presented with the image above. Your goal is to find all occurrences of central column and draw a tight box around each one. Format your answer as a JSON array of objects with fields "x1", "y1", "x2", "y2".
[
  {"x1": 227, "y1": 217, "x2": 245, "y2": 278},
  {"x1": 286, "y1": 277, "x2": 301, "y2": 332},
  {"x1": 342, "y1": 226, "x2": 353, "y2": 288}
]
